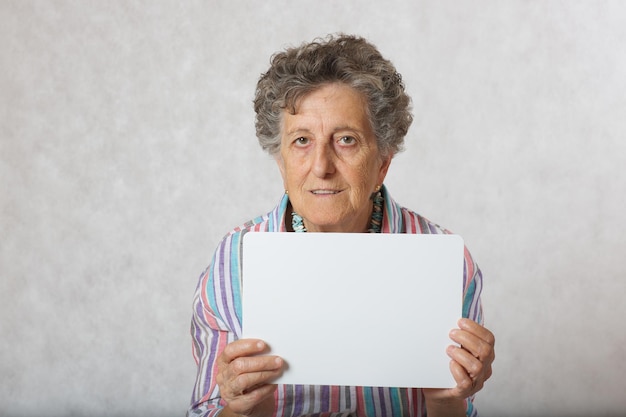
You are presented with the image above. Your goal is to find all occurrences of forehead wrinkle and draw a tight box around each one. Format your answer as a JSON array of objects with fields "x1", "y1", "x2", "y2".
[
  {"x1": 284, "y1": 111, "x2": 369, "y2": 138},
  {"x1": 283, "y1": 110, "x2": 326, "y2": 137},
  {"x1": 282, "y1": 83, "x2": 372, "y2": 139}
]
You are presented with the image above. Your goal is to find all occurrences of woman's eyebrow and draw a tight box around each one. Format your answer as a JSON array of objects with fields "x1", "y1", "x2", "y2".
[
  {"x1": 332, "y1": 125, "x2": 366, "y2": 135},
  {"x1": 284, "y1": 127, "x2": 312, "y2": 136},
  {"x1": 283, "y1": 125, "x2": 365, "y2": 136}
]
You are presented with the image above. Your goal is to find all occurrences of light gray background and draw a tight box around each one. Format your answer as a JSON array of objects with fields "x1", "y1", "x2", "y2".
[{"x1": 1, "y1": 1, "x2": 625, "y2": 417}]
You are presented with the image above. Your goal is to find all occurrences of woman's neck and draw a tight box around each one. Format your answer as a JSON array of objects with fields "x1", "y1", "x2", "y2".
[{"x1": 287, "y1": 190, "x2": 383, "y2": 233}]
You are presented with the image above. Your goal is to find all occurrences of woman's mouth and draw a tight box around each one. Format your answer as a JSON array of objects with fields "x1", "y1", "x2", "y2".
[{"x1": 311, "y1": 189, "x2": 339, "y2": 195}]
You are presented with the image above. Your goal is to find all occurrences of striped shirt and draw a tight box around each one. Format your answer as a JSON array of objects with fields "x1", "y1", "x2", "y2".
[{"x1": 188, "y1": 186, "x2": 484, "y2": 417}]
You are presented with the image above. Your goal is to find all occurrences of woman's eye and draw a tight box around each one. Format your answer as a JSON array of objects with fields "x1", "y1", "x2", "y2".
[
  {"x1": 294, "y1": 137, "x2": 309, "y2": 145},
  {"x1": 339, "y1": 136, "x2": 356, "y2": 145}
]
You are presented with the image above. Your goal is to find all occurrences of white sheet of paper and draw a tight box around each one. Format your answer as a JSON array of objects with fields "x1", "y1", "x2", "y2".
[{"x1": 241, "y1": 232, "x2": 464, "y2": 388}]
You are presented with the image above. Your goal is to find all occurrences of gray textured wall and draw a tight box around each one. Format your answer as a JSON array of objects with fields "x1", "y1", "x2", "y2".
[{"x1": 2, "y1": 1, "x2": 625, "y2": 416}]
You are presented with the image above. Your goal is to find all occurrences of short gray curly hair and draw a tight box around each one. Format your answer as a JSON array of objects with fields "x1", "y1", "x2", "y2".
[{"x1": 254, "y1": 34, "x2": 413, "y2": 158}]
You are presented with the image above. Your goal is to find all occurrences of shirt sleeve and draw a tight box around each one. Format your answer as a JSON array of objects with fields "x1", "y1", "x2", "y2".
[
  {"x1": 187, "y1": 234, "x2": 244, "y2": 417},
  {"x1": 461, "y1": 246, "x2": 484, "y2": 417}
]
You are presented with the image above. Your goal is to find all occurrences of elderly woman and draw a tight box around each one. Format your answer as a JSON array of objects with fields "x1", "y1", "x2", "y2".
[{"x1": 189, "y1": 34, "x2": 495, "y2": 417}]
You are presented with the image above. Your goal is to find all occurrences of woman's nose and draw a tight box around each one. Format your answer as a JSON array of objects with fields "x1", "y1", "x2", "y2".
[{"x1": 311, "y1": 144, "x2": 336, "y2": 177}]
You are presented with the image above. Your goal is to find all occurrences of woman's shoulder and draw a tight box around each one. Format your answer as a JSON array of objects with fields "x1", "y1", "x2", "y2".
[
  {"x1": 383, "y1": 187, "x2": 450, "y2": 235},
  {"x1": 217, "y1": 196, "x2": 288, "y2": 245},
  {"x1": 397, "y1": 205, "x2": 452, "y2": 235},
  {"x1": 229, "y1": 212, "x2": 276, "y2": 236}
]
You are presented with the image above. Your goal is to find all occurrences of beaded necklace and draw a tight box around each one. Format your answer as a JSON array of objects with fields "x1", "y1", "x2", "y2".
[{"x1": 291, "y1": 190, "x2": 384, "y2": 233}]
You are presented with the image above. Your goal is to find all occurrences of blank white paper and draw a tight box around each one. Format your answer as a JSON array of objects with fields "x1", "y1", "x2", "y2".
[{"x1": 241, "y1": 232, "x2": 464, "y2": 388}]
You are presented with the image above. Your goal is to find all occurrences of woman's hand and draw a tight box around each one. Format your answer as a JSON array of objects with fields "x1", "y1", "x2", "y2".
[
  {"x1": 423, "y1": 319, "x2": 495, "y2": 414},
  {"x1": 215, "y1": 339, "x2": 284, "y2": 417}
]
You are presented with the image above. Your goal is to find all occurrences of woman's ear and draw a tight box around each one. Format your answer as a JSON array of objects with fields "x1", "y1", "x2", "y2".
[
  {"x1": 377, "y1": 154, "x2": 393, "y2": 186},
  {"x1": 274, "y1": 154, "x2": 288, "y2": 189}
]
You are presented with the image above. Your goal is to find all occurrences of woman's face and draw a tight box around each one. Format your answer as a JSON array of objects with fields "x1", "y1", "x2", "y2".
[{"x1": 276, "y1": 83, "x2": 391, "y2": 233}]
